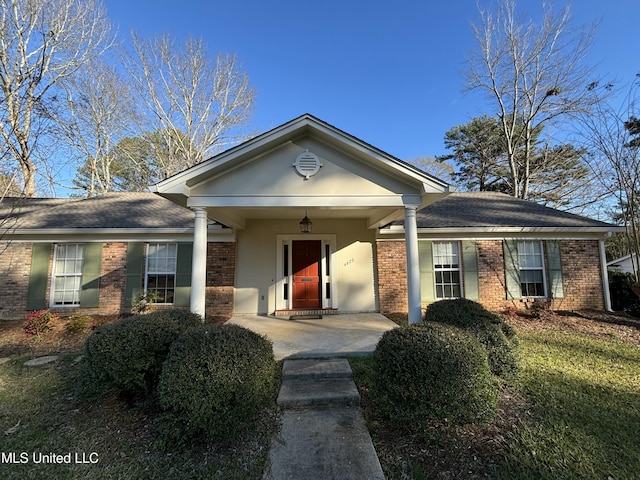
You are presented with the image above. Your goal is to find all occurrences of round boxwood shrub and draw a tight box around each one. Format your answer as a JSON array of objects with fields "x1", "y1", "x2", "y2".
[
  {"x1": 84, "y1": 309, "x2": 203, "y2": 398},
  {"x1": 157, "y1": 324, "x2": 276, "y2": 444},
  {"x1": 372, "y1": 323, "x2": 498, "y2": 428},
  {"x1": 425, "y1": 299, "x2": 520, "y2": 381}
]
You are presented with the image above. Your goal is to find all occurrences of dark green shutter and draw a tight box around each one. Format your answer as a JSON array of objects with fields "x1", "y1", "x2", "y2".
[
  {"x1": 503, "y1": 240, "x2": 522, "y2": 300},
  {"x1": 418, "y1": 241, "x2": 435, "y2": 302},
  {"x1": 546, "y1": 240, "x2": 565, "y2": 298},
  {"x1": 27, "y1": 243, "x2": 51, "y2": 310},
  {"x1": 124, "y1": 242, "x2": 144, "y2": 307},
  {"x1": 174, "y1": 243, "x2": 193, "y2": 307},
  {"x1": 80, "y1": 243, "x2": 102, "y2": 308},
  {"x1": 462, "y1": 240, "x2": 479, "y2": 300}
]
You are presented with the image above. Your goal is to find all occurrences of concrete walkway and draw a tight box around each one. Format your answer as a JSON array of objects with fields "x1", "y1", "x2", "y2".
[
  {"x1": 227, "y1": 315, "x2": 394, "y2": 479},
  {"x1": 227, "y1": 313, "x2": 397, "y2": 360},
  {"x1": 263, "y1": 358, "x2": 385, "y2": 480}
]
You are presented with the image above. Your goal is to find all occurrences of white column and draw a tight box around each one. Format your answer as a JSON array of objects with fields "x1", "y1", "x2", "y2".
[
  {"x1": 404, "y1": 206, "x2": 422, "y2": 324},
  {"x1": 599, "y1": 238, "x2": 613, "y2": 312},
  {"x1": 191, "y1": 207, "x2": 207, "y2": 318}
]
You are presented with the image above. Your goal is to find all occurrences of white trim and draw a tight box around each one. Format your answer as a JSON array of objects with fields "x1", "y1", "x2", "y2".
[
  {"x1": 144, "y1": 242, "x2": 178, "y2": 306},
  {"x1": 50, "y1": 243, "x2": 85, "y2": 308},
  {"x1": 600, "y1": 239, "x2": 613, "y2": 311},
  {"x1": 517, "y1": 240, "x2": 548, "y2": 298},
  {"x1": 275, "y1": 234, "x2": 337, "y2": 312},
  {"x1": 432, "y1": 240, "x2": 464, "y2": 300}
]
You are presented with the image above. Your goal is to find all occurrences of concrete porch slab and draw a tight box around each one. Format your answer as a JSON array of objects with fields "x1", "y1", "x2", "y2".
[{"x1": 227, "y1": 313, "x2": 397, "y2": 360}]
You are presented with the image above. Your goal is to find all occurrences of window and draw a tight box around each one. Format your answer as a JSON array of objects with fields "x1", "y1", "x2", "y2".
[
  {"x1": 146, "y1": 243, "x2": 178, "y2": 304},
  {"x1": 433, "y1": 241, "x2": 462, "y2": 299},
  {"x1": 518, "y1": 241, "x2": 546, "y2": 297},
  {"x1": 52, "y1": 244, "x2": 85, "y2": 306}
]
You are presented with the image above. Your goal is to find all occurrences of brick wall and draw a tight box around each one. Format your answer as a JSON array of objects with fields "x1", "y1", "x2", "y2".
[
  {"x1": 0, "y1": 242, "x2": 34, "y2": 320},
  {"x1": 97, "y1": 242, "x2": 128, "y2": 316},
  {"x1": 375, "y1": 241, "x2": 408, "y2": 313},
  {"x1": 555, "y1": 240, "x2": 604, "y2": 310},
  {"x1": 376, "y1": 238, "x2": 606, "y2": 314},
  {"x1": 0, "y1": 241, "x2": 238, "y2": 321},
  {"x1": 205, "y1": 242, "x2": 236, "y2": 319}
]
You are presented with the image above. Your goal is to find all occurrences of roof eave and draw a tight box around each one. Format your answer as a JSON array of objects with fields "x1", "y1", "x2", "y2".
[{"x1": 380, "y1": 225, "x2": 623, "y2": 238}]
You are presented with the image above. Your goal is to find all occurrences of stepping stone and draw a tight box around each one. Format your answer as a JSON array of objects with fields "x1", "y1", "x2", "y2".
[{"x1": 23, "y1": 355, "x2": 60, "y2": 367}]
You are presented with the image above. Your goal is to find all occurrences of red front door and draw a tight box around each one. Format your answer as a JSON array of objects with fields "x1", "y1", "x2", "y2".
[{"x1": 292, "y1": 240, "x2": 322, "y2": 309}]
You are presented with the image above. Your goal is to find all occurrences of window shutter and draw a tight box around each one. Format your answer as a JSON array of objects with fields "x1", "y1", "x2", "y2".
[
  {"x1": 503, "y1": 240, "x2": 522, "y2": 300},
  {"x1": 124, "y1": 242, "x2": 144, "y2": 307},
  {"x1": 174, "y1": 243, "x2": 193, "y2": 307},
  {"x1": 80, "y1": 243, "x2": 103, "y2": 308},
  {"x1": 27, "y1": 243, "x2": 51, "y2": 310},
  {"x1": 462, "y1": 240, "x2": 479, "y2": 300},
  {"x1": 418, "y1": 241, "x2": 435, "y2": 302},
  {"x1": 546, "y1": 240, "x2": 565, "y2": 298}
]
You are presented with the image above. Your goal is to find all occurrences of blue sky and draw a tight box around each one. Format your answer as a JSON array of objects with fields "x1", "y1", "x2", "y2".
[{"x1": 102, "y1": 0, "x2": 638, "y2": 163}]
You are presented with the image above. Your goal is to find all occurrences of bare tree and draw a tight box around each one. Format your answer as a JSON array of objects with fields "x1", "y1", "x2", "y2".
[
  {"x1": 59, "y1": 58, "x2": 139, "y2": 196},
  {"x1": 464, "y1": 0, "x2": 599, "y2": 200},
  {"x1": 411, "y1": 156, "x2": 455, "y2": 184},
  {"x1": 121, "y1": 33, "x2": 255, "y2": 179},
  {"x1": 580, "y1": 78, "x2": 640, "y2": 282},
  {"x1": 0, "y1": 0, "x2": 113, "y2": 197}
]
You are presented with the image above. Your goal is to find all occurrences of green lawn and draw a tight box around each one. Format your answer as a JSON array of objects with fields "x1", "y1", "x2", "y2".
[
  {"x1": 351, "y1": 321, "x2": 640, "y2": 479},
  {"x1": 494, "y1": 328, "x2": 640, "y2": 479}
]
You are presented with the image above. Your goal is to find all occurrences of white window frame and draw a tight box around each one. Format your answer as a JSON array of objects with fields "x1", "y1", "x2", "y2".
[
  {"x1": 51, "y1": 243, "x2": 85, "y2": 307},
  {"x1": 517, "y1": 240, "x2": 547, "y2": 297},
  {"x1": 432, "y1": 241, "x2": 463, "y2": 299},
  {"x1": 145, "y1": 243, "x2": 178, "y2": 305}
]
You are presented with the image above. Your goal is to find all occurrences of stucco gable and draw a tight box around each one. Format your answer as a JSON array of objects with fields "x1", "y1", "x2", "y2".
[{"x1": 154, "y1": 114, "x2": 450, "y2": 203}]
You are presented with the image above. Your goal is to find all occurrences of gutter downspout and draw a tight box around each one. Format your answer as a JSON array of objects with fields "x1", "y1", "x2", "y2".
[{"x1": 599, "y1": 237, "x2": 613, "y2": 312}]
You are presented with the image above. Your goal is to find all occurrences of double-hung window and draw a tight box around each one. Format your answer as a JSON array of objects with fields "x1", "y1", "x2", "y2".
[
  {"x1": 433, "y1": 241, "x2": 462, "y2": 299},
  {"x1": 145, "y1": 243, "x2": 178, "y2": 304},
  {"x1": 52, "y1": 244, "x2": 85, "y2": 306},
  {"x1": 517, "y1": 241, "x2": 546, "y2": 297}
]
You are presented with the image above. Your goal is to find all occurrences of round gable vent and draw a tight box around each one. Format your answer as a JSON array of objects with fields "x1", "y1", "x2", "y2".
[{"x1": 293, "y1": 150, "x2": 322, "y2": 179}]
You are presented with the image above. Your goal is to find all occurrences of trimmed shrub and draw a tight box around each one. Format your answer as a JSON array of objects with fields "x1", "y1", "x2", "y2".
[
  {"x1": 157, "y1": 324, "x2": 276, "y2": 444},
  {"x1": 372, "y1": 323, "x2": 498, "y2": 428},
  {"x1": 23, "y1": 309, "x2": 59, "y2": 335},
  {"x1": 425, "y1": 299, "x2": 520, "y2": 381},
  {"x1": 425, "y1": 298, "x2": 501, "y2": 329},
  {"x1": 84, "y1": 309, "x2": 202, "y2": 398}
]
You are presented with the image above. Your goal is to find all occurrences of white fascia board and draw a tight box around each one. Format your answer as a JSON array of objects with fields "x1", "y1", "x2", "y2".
[
  {"x1": 2, "y1": 228, "x2": 236, "y2": 243},
  {"x1": 378, "y1": 226, "x2": 621, "y2": 240},
  {"x1": 187, "y1": 194, "x2": 408, "y2": 208}
]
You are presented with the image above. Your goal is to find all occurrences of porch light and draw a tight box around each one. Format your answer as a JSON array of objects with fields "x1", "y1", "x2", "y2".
[{"x1": 299, "y1": 212, "x2": 313, "y2": 233}]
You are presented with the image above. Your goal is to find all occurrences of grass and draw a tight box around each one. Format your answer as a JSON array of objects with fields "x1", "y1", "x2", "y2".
[
  {"x1": 351, "y1": 319, "x2": 640, "y2": 479},
  {"x1": 0, "y1": 334, "x2": 278, "y2": 479},
  {"x1": 493, "y1": 329, "x2": 640, "y2": 480}
]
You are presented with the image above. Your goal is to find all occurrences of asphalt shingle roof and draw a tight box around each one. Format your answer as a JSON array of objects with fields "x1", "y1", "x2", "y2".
[
  {"x1": 1, "y1": 192, "x2": 194, "y2": 230},
  {"x1": 414, "y1": 192, "x2": 616, "y2": 229},
  {"x1": 1, "y1": 191, "x2": 618, "y2": 232}
]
